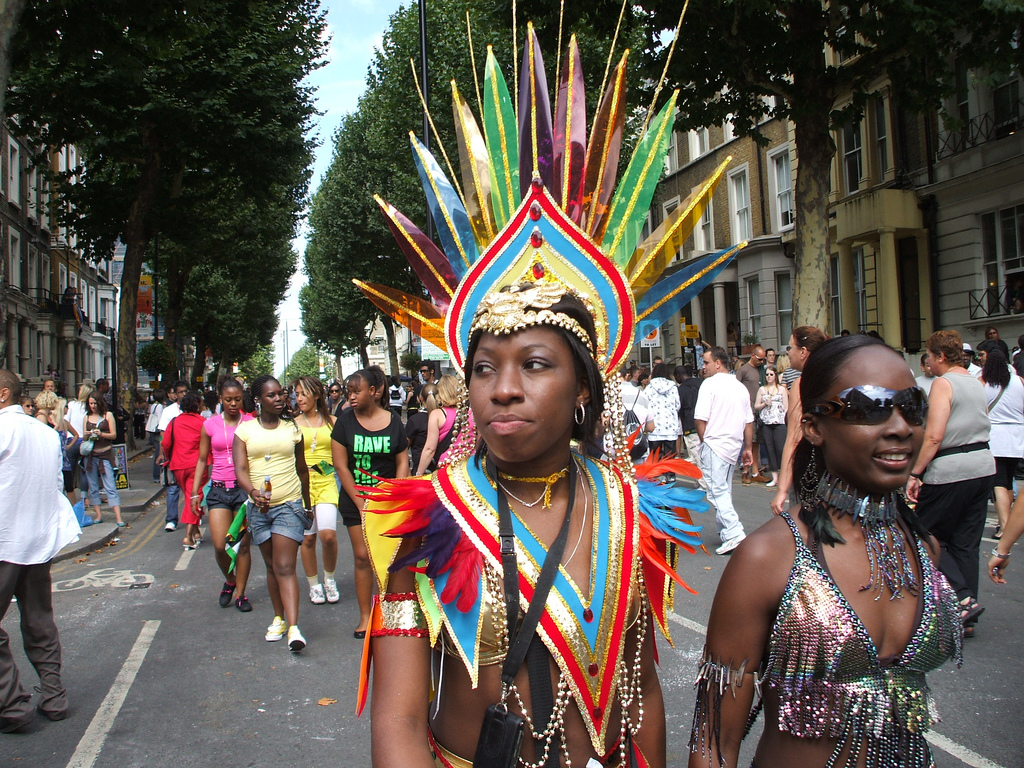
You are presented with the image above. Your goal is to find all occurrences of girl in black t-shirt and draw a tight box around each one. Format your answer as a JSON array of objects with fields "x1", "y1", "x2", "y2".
[{"x1": 331, "y1": 366, "x2": 409, "y2": 638}]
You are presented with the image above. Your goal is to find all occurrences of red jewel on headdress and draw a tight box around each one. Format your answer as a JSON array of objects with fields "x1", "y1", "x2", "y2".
[
  {"x1": 530, "y1": 227, "x2": 544, "y2": 248},
  {"x1": 529, "y1": 201, "x2": 542, "y2": 221},
  {"x1": 531, "y1": 176, "x2": 543, "y2": 192},
  {"x1": 532, "y1": 262, "x2": 545, "y2": 279}
]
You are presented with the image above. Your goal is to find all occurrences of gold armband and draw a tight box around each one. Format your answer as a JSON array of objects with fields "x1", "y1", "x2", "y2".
[{"x1": 371, "y1": 592, "x2": 428, "y2": 638}]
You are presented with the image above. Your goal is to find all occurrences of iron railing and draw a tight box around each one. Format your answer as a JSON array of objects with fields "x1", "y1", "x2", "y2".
[
  {"x1": 969, "y1": 285, "x2": 1013, "y2": 320},
  {"x1": 937, "y1": 101, "x2": 1024, "y2": 160}
]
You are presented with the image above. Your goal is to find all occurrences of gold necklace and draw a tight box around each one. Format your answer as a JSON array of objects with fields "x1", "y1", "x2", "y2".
[{"x1": 496, "y1": 466, "x2": 569, "y2": 509}]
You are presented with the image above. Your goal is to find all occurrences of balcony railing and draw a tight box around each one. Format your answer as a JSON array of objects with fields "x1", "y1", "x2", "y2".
[
  {"x1": 937, "y1": 101, "x2": 1024, "y2": 160},
  {"x1": 969, "y1": 285, "x2": 1014, "y2": 320},
  {"x1": 28, "y1": 287, "x2": 60, "y2": 314}
]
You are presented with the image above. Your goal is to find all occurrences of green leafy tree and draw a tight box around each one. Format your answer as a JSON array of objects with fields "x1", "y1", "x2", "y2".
[
  {"x1": 238, "y1": 344, "x2": 275, "y2": 383},
  {"x1": 283, "y1": 342, "x2": 322, "y2": 383},
  {"x1": 636, "y1": 0, "x2": 1023, "y2": 329},
  {"x1": 8, "y1": 0, "x2": 326, "y2": 389}
]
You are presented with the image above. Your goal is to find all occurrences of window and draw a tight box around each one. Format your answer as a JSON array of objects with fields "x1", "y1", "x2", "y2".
[
  {"x1": 770, "y1": 148, "x2": 794, "y2": 231},
  {"x1": 664, "y1": 131, "x2": 678, "y2": 175},
  {"x1": 776, "y1": 272, "x2": 793, "y2": 345},
  {"x1": 41, "y1": 253, "x2": 49, "y2": 294},
  {"x1": 874, "y1": 98, "x2": 888, "y2": 177},
  {"x1": 746, "y1": 277, "x2": 761, "y2": 340},
  {"x1": 59, "y1": 263, "x2": 68, "y2": 294},
  {"x1": 8, "y1": 231, "x2": 20, "y2": 289},
  {"x1": 954, "y1": 58, "x2": 971, "y2": 127},
  {"x1": 852, "y1": 247, "x2": 868, "y2": 329},
  {"x1": 993, "y1": 71, "x2": 1020, "y2": 138},
  {"x1": 661, "y1": 198, "x2": 680, "y2": 258},
  {"x1": 27, "y1": 166, "x2": 37, "y2": 217},
  {"x1": 729, "y1": 168, "x2": 752, "y2": 241},
  {"x1": 689, "y1": 127, "x2": 710, "y2": 160},
  {"x1": 27, "y1": 247, "x2": 37, "y2": 290},
  {"x1": 982, "y1": 206, "x2": 1024, "y2": 314},
  {"x1": 7, "y1": 141, "x2": 20, "y2": 206},
  {"x1": 695, "y1": 198, "x2": 714, "y2": 251},
  {"x1": 829, "y1": 256, "x2": 843, "y2": 336},
  {"x1": 843, "y1": 120, "x2": 862, "y2": 194}
]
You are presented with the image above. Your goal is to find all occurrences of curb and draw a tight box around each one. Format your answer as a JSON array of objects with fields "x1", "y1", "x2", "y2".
[{"x1": 54, "y1": 484, "x2": 167, "y2": 564}]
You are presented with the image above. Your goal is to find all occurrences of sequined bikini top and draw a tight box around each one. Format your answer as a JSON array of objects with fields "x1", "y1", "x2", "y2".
[{"x1": 755, "y1": 513, "x2": 963, "y2": 768}]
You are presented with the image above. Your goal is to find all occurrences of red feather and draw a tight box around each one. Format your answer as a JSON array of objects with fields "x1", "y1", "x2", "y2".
[
  {"x1": 438, "y1": 537, "x2": 483, "y2": 612},
  {"x1": 633, "y1": 450, "x2": 702, "y2": 482}
]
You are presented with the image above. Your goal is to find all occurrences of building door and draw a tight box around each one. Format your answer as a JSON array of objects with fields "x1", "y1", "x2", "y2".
[{"x1": 898, "y1": 237, "x2": 922, "y2": 353}]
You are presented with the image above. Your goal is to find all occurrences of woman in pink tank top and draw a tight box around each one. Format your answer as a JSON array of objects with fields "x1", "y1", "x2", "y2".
[
  {"x1": 414, "y1": 374, "x2": 461, "y2": 475},
  {"x1": 191, "y1": 378, "x2": 255, "y2": 612}
]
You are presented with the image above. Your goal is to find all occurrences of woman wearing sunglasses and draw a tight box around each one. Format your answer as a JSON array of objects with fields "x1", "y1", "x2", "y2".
[
  {"x1": 690, "y1": 335, "x2": 962, "y2": 768},
  {"x1": 907, "y1": 330, "x2": 995, "y2": 637}
]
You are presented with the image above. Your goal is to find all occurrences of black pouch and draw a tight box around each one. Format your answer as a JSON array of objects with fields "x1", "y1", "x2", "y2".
[{"x1": 472, "y1": 703, "x2": 525, "y2": 768}]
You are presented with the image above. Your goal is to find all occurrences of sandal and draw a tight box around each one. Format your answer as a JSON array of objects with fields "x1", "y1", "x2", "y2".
[
  {"x1": 959, "y1": 596, "x2": 985, "y2": 626},
  {"x1": 994, "y1": 523, "x2": 1003, "y2": 540},
  {"x1": 963, "y1": 625, "x2": 976, "y2": 639}
]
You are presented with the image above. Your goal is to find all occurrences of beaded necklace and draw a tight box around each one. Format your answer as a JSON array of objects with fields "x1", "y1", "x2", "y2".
[{"x1": 805, "y1": 470, "x2": 919, "y2": 600}]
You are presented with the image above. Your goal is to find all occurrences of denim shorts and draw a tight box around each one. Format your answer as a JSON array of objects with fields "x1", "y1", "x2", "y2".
[
  {"x1": 206, "y1": 483, "x2": 248, "y2": 512},
  {"x1": 248, "y1": 499, "x2": 307, "y2": 546}
]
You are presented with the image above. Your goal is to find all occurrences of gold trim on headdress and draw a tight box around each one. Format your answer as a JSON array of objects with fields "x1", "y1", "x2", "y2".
[{"x1": 468, "y1": 281, "x2": 594, "y2": 354}]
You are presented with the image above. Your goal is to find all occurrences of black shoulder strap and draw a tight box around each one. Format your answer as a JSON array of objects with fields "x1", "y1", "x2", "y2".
[{"x1": 490, "y1": 454, "x2": 575, "y2": 767}]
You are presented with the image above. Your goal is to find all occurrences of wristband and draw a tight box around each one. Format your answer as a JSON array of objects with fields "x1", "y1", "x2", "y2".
[
  {"x1": 991, "y1": 547, "x2": 1011, "y2": 560},
  {"x1": 909, "y1": 471, "x2": 924, "y2": 480}
]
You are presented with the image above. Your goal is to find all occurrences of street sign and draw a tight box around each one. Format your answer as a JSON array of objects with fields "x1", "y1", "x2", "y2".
[
  {"x1": 640, "y1": 326, "x2": 660, "y2": 348},
  {"x1": 684, "y1": 324, "x2": 700, "y2": 339}
]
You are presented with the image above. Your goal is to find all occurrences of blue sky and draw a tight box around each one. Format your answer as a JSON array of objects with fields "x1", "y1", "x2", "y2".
[{"x1": 275, "y1": 0, "x2": 407, "y2": 374}]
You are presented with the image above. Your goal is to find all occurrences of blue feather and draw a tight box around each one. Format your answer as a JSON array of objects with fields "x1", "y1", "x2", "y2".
[
  {"x1": 390, "y1": 502, "x2": 464, "y2": 575},
  {"x1": 637, "y1": 478, "x2": 708, "y2": 547}
]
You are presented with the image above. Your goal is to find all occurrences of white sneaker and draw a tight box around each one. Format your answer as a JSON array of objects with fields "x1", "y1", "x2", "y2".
[
  {"x1": 265, "y1": 616, "x2": 287, "y2": 642},
  {"x1": 309, "y1": 583, "x2": 326, "y2": 605},
  {"x1": 287, "y1": 625, "x2": 306, "y2": 652},
  {"x1": 164, "y1": 522, "x2": 177, "y2": 532},
  {"x1": 716, "y1": 535, "x2": 745, "y2": 555},
  {"x1": 323, "y1": 579, "x2": 340, "y2": 604}
]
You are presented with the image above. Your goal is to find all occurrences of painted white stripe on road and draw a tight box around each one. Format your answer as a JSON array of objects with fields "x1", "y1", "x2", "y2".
[
  {"x1": 174, "y1": 548, "x2": 195, "y2": 571},
  {"x1": 665, "y1": 611, "x2": 1004, "y2": 768},
  {"x1": 925, "y1": 731, "x2": 1005, "y2": 768},
  {"x1": 667, "y1": 610, "x2": 707, "y2": 636},
  {"x1": 65, "y1": 620, "x2": 161, "y2": 768}
]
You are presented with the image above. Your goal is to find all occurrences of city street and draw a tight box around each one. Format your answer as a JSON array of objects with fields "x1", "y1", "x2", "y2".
[{"x1": 3, "y1": 479, "x2": 1021, "y2": 768}]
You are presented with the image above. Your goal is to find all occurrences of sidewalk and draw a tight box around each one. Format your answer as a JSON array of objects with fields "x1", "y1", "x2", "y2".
[{"x1": 55, "y1": 445, "x2": 168, "y2": 563}]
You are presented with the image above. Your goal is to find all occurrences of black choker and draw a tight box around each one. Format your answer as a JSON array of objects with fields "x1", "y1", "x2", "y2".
[{"x1": 807, "y1": 471, "x2": 919, "y2": 600}]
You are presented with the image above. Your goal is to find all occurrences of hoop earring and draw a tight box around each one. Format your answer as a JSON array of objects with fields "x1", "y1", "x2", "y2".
[{"x1": 574, "y1": 402, "x2": 586, "y2": 425}]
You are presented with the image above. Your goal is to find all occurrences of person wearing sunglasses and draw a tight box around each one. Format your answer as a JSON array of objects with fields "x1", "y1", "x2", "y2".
[
  {"x1": 690, "y1": 335, "x2": 963, "y2": 768},
  {"x1": 907, "y1": 330, "x2": 995, "y2": 638},
  {"x1": 327, "y1": 381, "x2": 345, "y2": 418}
]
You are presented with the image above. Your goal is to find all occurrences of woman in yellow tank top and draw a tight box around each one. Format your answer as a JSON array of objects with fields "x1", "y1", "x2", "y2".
[{"x1": 293, "y1": 376, "x2": 341, "y2": 605}]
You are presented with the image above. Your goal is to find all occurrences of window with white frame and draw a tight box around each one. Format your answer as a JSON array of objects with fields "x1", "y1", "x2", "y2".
[
  {"x1": 695, "y1": 197, "x2": 714, "y2": 251},
  {"x1": 954, "y1": 58, "x2": 971, "y2": 127},
  {"x1": 982, "y1": 206, "x2": 1024, "y2": 312},
  {"x1": 728, "y1": 167, "x2": 752, "y2": 242},
  {"x1": 41, "y1": 252, "x2": 49, "y2": 294},
  {"x1": 852, "y1": 247, "x2": 868, "y2": 329},
  {"x1": 8, "y1": 231, "x2": 20, "y2": 289},
  {"x1": 661, "y1": 197, "x2": 680, "y2": 258},
  {"x1": 776, "y1": 272, "x2": 793, "y2": 344},
  {"x1": 689, "y1": 127, "x2": 710, "y2": 161},
  {"x1": 843, "y1": 120, "x2": 862, "y2": 194},
  {"x1": 27, "y1": 247, "x2": 37, "y2": 290},
  {"x1": 8, "y1": 141, "x2": 20, "y2": 206},
  {"x1": 746, "y1": 277, "x2": 761, "y2": 340},
  {"x1": 874, "y1": 98, "x2": 888, "y2": 177},
  {"x1": 769, "y1": 147, "x2": 794, "y2": 231},
  {"x1": 993, "y1": 71, "x2": 1020, "y2": 137},
  {"x1": 829, "y1": 256, "x2": 843, "y2": 336},
  {"x1": 664, "y1": 131, "x2": 678, "y2": 175},
  {"x1": 27, "y1": 166, "x2": 37, "y2": 217},
  {"x1": 59, "y1": 263, "x2": 67, "y2": 294}
]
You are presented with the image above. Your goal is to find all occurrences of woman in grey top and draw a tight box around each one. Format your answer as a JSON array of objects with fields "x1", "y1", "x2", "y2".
[{"x1": 908, "y1": 330, "x2": 995, "y2": 637}]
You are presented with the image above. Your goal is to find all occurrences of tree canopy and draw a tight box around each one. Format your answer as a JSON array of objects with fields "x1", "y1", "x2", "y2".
[
  {"x1": 8, "y1": 0, "x2": 326, "y2": 388},
  {"x1": 282, "y1": 342, "x2": 322, "y2": 383}
]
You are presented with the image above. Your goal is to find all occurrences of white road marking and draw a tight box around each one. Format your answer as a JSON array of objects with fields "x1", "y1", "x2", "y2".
[
  {"x1": 925, "y1": 732, "x2": 1005, "y2": 768},
  {"x1": 65, "y1": 620, "x2": 161, "y2": 768},
  {"x1": 174, "y1": 548, "x2": 195, "y2": 571},
  {"x1": 667, "y1": 610, "x2": 707, "y2": 636},
  {"x1": 665, "y1": 611, "x2": 1004, "y2": 768}
]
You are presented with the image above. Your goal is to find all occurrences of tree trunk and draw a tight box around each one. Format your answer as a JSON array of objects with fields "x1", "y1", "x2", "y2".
[
  {"x1": 791, "y1": 34, "x2": 835, "y2": 332},
  {"x1": 118, "y1": 128, "x2": 163, "y2": 398},
  {"x1": 384, "y1": 317, "x2": 400, "y2": 377},
  {"x1": 191, "y1": 325, "x2": 209, "y2": 386},
  {"x1": 0, "y1": 0, "x2": 27, "y2": 369},
  {"x1": 162, "y1": 259, "x2": 192, "y2": 379},
  {"x1": 334, "y1": 352, "x2": 342, "y2": 382},
  {"x1": 359, "y1": 343, "x2": 369, "y2": 369}
]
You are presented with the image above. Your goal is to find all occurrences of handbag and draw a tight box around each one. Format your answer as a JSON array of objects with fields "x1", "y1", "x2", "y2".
[
  {"x1": 473, "y1": 457, "x2": 576, "y2": 768},
  {"x1": 623, "y1": 389, "x2": 649, "y2": 461},
  {"x1": 80, "y1": 438, "x2": 94, "y2": 457}
]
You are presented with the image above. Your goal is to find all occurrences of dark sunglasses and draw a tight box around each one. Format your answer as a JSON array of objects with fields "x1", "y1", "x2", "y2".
[
  {"x1": 329, "y1": 389, "x2": 340, "y2": 394},
  {"x1": 807, "y1": 385, "x2": 928, "y2": 426}
]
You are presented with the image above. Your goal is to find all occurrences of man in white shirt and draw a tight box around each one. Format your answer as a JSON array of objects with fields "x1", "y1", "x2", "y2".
[
  {"x1": 964, "y1": 343, "x2": 982, "y2": 377},
  {"x1": 0, "y1": 369, "x2": 81, "y2": 731},
  {"x1": 156, "y1": 380, "x2": 189, "y2": 532},
  {"x1": 694, "y1": 346, "x2": 754, "y2": 555}
]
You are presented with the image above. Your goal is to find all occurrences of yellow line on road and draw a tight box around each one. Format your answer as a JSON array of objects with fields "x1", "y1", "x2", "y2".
[{"x1": 52, "y1": 510, "x2": 165, "y2": 577}]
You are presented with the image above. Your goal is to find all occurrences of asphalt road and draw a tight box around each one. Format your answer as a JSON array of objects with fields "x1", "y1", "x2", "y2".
[{"x1": 3, "y1": 480, "x2": 1021, "y2": 767}]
